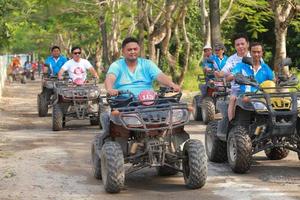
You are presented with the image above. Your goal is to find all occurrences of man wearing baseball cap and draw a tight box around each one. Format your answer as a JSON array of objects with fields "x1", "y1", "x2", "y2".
[{"x1": 212, "y1": 43, "x2": 228, "y2": 70}]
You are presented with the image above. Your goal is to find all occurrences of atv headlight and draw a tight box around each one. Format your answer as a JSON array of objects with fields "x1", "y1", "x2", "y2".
[
  {"x1": 89, "y1": 90, "x2": 99, "y2": 98},
  {"x1": 251, "y1": 102, "x2": 267, "y2": 111},
  {"x1": 297, "y1": 99, "x2": 300, "y2": 108},
  {"x1": 171, "y1": 109, "x2": 188, "y2": 123},
  {"x1": 123, "y1": 114, "x2": 142, "y2": 127},
  {"x1": 62, "y1": 90, "x2": 73, "y2": 97}
]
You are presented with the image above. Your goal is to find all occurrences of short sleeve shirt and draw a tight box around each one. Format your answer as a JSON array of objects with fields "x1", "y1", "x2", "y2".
[
  {"x1": 221, "y1": 52, "x2": 251, "y2": 75},
  {"x1": 107, "y1": 58, "x2": 162, "y2": 97},
  {"x1": 61, "y1": 58, "x2": 92, "y2": 81},
  {"x1": 45, "y1": 55, "x2": 67, "y2": 76},
  {"x1": 212, "y1": 54, "x2": 228, "y2": 70},
  {"x1": 231, "y1": 62, "x2": 274, "y2": 93}
]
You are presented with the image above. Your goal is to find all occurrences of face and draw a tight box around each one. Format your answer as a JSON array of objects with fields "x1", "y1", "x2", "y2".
[
  {"x1": 52, "y1": 48, "x2": 61, "y2": 58},
  {"x1": 215, "y1": 48, "x2": 224, "y2": 57},
  {"x1": 234, "y1": 38, "x2": 249, "y2": 57},
  {"x1": 203, "y1": 48, "x2": 212, "y2": 57},
  {"x1": 122, "y1": 42, "x2": 140, "y2": 62},
  {"x1": 72, "y1": 49, "x2": 81, "y2": 61},
  {"x1": 250, "y1": 45, "x2": 263, "y2": 63}
]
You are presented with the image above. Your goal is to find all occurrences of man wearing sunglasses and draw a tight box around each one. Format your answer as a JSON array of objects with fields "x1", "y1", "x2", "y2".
[{"x1": 57, "y1": 46, "x2": 99, "y2": 81}]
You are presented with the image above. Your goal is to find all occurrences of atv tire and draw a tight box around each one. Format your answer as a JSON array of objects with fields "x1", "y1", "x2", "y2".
[
  {"x1": 91, "y1": 134, "x2": 102, "y2": 180},
  {"x1": 265, "y1": 147, "x2": 289, "y2": 160},
  {"x1": 201, "y1": 97, "x2": 215, "y2": 124},
  {"x1": 205, "y1": 121, "x2": 227, "y2": 163},
  {"x1": 192, "y1": 95, "x2": 202, "y2": 121},
  {"x1": 183, "y1": 139, "x2": 207, "y2": 189},
  {"x1": 37, "y1": 93, "x2": 49, "y2": 117},
  {"x1": 90, "y1": 117, "x2": 100, "y2": 126},
  {"x1": 101, "y1": 141, "x2": 125, "y2": 193},
  {"x1": 227, "y1": 126, "x2": 252, "y2": 173},
  {"x1": 52, "y1": 104, "x2": 64, "y2": 131},
  {"x1": 21, "y1": 76, "x2": 26, "y2": 84}
]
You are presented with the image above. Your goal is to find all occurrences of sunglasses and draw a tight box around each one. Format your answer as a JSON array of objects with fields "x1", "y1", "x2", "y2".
[{"x1": 73, "y1": 52, "x2": 81, "y2": 55}]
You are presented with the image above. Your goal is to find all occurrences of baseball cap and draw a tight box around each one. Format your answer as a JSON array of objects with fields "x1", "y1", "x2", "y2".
[
  {"x1": 214, "y1": 43, "x2": 226, "y2": 51},
  {"x1": 203, "y1": 44, "x2": 212, "y2": 50}
]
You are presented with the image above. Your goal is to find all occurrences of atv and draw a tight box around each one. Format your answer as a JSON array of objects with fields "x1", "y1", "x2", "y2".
[
  {"x1": 192, "y1": 67, "x2": 230, "y2": 124},
  {"x1": 205, "y1": 57, "x2": 300, "y2": 173},
  {"x1": 51, "y1": 78, "x2": 102, "y2": 131},
  {"x1": 8, "y1": 67, "x2": 26, "y2": 84},
  {"x1": 91, "y1": 88, "x2": 207, "y2": 193},
  {"x1": 37, "y1": 75, "x2": 57, "y2": 117}
]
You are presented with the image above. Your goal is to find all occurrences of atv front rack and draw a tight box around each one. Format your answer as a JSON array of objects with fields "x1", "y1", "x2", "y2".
[
  {"x1": 55, "y1": 82, "x2": 100, "y2": 101},
  {"x1": 115, "y1": 100, "x2": 190, "y2": 131}
]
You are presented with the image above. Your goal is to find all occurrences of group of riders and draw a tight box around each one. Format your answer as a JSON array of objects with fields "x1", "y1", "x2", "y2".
[
  {"x1": 10, "y1": 34, "x2": 281, "y2": 124},
  {"x1": 200, "y1": 33, "x2": 275, "y2": 121}
]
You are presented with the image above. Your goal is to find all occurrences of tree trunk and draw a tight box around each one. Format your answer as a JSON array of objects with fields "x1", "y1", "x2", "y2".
[
  {"x1": 199, "y1": 0, "x2": 211, "y2": 46},
  {"x1": 209, "y1": 0, "x2": 221, "y2": 46},
  {"x1": 111, "y1": 0, "x2": 120, "y2": 62},
  {"x1": 137, "y1": 0, "x2": 145, "y2": 57},
  {"x1": 178, "y1": 2, "x2": 190, "y2": 86},
  {"x1": 95, "y1": 40, "x2": 102, "y2": 73},
  {"x1": 98, "y1": 0, "x2": 110, "y2": 67},
  {"x1": 271, "y1": 0, "x2": 298, "y2": 68}
]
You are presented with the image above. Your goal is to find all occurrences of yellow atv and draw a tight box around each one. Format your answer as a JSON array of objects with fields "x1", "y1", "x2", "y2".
[{"x1": 205, "y1": 58, "x2": 300, "y2": 173}]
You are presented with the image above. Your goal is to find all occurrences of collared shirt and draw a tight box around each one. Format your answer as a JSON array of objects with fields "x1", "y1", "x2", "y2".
[
  {"x1": 221, "y1": 52, "x2": 251, "y2": 76},
  {"x1": 201, "y1": 55, "x2": 214, "y2": 70},
  {"x1": 107, "y1": 58, "x2": 162, "y2": 97},
  {"x1": 45, "y1": 55, "x2": 67, "y2": 76},
  {"x1": 212, "y1": 54, "x2": 228, "y2": 70},
  {"x1": 231, "y1": 62, "x2": 274, "y2": 93}
]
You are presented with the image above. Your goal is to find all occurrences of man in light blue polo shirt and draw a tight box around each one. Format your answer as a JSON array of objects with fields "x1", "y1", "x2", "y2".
[
  {"x1": 45, "y1": 46, "x2": 67, "y2": 76},
  {"x1": 227, "y1": 42, "x2": 274, "y2": 120},
  {"x1": 105, "y1": 37, "x2": 180, "y2": 97}
]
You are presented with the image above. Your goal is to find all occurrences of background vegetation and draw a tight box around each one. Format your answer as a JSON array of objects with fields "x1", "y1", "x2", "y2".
[{"x1": 0, "y1": 0, "x2": 299, "y2": 91}]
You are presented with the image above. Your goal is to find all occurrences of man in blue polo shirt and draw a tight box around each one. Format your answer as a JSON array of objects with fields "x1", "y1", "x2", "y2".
[
  {"x1": 227, "y1": 42, "x2": 274, "y2": 120},
  {"x1": 45, "y1": 46, "x2": 67, "y2": 77},
  {"x1": 105, "y1": 37, "x2": 180, "y2": 97}
]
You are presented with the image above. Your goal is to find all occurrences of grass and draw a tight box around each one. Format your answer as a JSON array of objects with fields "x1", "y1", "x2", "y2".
[{"x1": 182, "y1": 67, "x2": 203, "y2": 92}]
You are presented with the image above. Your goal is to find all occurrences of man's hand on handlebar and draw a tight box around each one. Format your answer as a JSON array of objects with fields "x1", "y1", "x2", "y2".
[
  {"x1": 107, "y1": 88, "x2": 119, "y2": 96},
  {"x1": 170, "y1": 83, "x2": 181, "y2": 92}
]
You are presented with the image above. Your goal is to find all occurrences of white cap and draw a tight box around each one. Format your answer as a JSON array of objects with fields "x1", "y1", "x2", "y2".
[{"x1": 203, "y1": 44, "x2": 212, "y2": 50}]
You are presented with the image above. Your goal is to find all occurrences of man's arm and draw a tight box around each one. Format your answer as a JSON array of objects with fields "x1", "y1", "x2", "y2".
[
  {"x1": 57, "y1": 68, "x2": 66, "y2": 80},
  {"x1": 88, "y1": 67, "x2": 99, "y2": 79},
  {"x1": 156, "y1": 73, "x2": 181, "y2": 92},
  {"x1": 105, "y1": 74, "x2": 118, "y2": 96}
]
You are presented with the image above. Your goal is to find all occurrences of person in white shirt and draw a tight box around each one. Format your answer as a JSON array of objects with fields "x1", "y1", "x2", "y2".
[
  {"x1": 215, "y1": 33, "x2": 250, "y2": 78},
  {"x1": 58, "y1": 46, "x2": 99, "y2": 81}
]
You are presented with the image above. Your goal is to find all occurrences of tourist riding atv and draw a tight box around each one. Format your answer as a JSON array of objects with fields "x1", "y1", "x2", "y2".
[
  {"x1": 8, "y1": 67, "x2": 26, "y2": 84},
  {"x1": 192, "y1": 65, "x2": 230, "y2": 124},
  {"x1": 51, "y1": 77, "x2": 102, "y2": 131},
  {"x1": 37, "y1": 75, "x2": 57, "y2": 117},
  {"x1": 91, "y1": 88, "x2": 207, "y2": 193},
  {"x1": 205, "y1": 57, "x2": 300, "y2": 173},
  {"x1": 25, "y1": 67, "x2": 35, "y2": 80}
]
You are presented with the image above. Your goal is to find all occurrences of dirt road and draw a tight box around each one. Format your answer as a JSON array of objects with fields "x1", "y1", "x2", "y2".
[{"x1": 0, "y1": 78, "x2": 299, "y2": 200}]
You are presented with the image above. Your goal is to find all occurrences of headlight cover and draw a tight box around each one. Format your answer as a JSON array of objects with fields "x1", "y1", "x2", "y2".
[
  {"x1": 297, "y1": 99, "x2": 300, "y2": 108},
  {"x1": 251, "y1": 102, "x2": 267, "y2": 111},
  {"x1": 171, "y1": 109, "x2": 188, "y2": 124},
  {"x1": 89, "y1": 90, "x2": 99, "y2": 98},
  {"x1": 123, "y1": 114, "x2": 142, "y2": 127}
]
